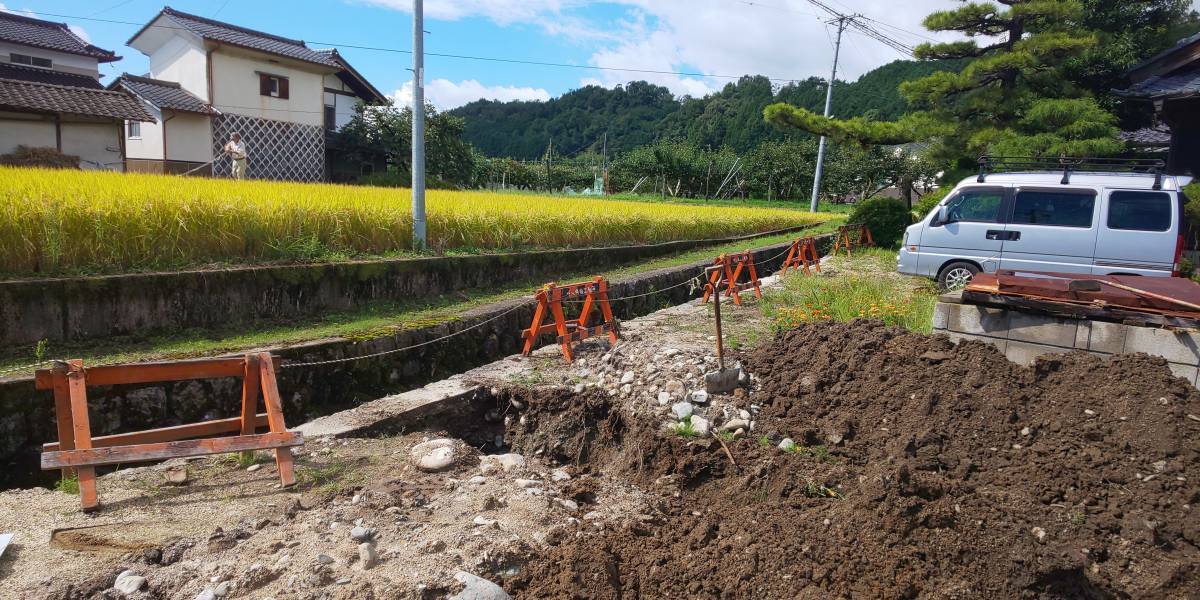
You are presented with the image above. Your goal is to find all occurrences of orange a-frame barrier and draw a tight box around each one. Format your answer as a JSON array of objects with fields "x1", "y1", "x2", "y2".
[
  {"x1": 521, "y1": 276, "x2": 620, "y2": 362},
  {"x1": 831, "y1": 223, "x2": 874, "y2": 256},
  {"x1": 36, "y1": 353, "x2": 302, "y2": 512},
  {"x1": 781, "y1": 237, "x2": 822, "y2": 275},
  {"x1": 701, "y1": 251, "x2": 762, "y2": 306}
]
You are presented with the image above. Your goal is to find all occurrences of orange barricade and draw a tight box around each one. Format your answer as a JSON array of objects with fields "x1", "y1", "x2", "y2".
[
  {"x1": 831, "y1": 223, "x2": 874, "y2": 256},
  {"x1": 36, "y1": 353, "x2": 302, "y2": 512},
  {"x1": 781, "y1": 237, "x2": 822, "y2": 275},
  {"x1": 701, "y1": 251, "x2": 762, "y2": 306},
  {"x1": 521, "y1": 276, "x2": 620, "y2": 362}
]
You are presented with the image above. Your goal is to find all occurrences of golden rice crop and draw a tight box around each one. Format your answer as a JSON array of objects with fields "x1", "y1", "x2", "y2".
[{"x1": 0, "y1": 166, "x2": 827, "y2": 276}]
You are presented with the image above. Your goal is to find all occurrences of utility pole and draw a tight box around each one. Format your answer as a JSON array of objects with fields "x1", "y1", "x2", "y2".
[
  {"x1": 411, "y1": 0, "x2": 427, "y2": 250},
  {"x1": 809, "y1": 14, "x2": 851, "y2": 213},
  {"x1": 545, "y1": 138, "x2": 552, "y2": 192}
]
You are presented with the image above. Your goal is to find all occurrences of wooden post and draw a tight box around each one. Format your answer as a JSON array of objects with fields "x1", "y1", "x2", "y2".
[
  {"x1": 548, "y1": 287, "x2": 574, "y2": 362},
  {"x1": 257, "y1": 353, "x2": 295, "y2": 487},
  {"x1": 239, "y1": 354, "x2": 261, "y2": 463},
  {"x1": 50, "y1": 363, "x2": 76, "y2": 481},
  {"x1": 65, "y1": 360, "x2": 98, "y2": 511}
]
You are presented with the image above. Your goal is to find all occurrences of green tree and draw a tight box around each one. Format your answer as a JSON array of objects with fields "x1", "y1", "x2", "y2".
[
  {"x1": 336, "y1": 101, "x2": 476, "y2": 186},
  {"x1": 764, "y1": 0, "x2": 1123, "y2": 163}
]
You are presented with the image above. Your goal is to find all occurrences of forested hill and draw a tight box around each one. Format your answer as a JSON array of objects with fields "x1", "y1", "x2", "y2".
[{"x1": 450, "y1": 58, "x2": 964, "y2": 160}]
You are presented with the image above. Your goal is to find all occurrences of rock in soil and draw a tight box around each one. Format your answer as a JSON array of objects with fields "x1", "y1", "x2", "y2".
[
  {"x1": 409, "y1": 438, "x2": 461, "y2": 472},
  {"x1": 503, "y1": 320, "x2": 1200, "y2": 599}
]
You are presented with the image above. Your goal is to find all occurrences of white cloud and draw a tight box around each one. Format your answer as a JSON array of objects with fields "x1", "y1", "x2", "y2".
[
  {"x1": 358, "y1": 0, "x2": 577, "y2": 26},
  {"x1": 392, "y1": 78, "x2": 551, "y2": 109}
]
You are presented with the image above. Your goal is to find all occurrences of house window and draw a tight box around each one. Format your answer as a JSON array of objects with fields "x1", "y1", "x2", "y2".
[
  {"x1": 259, "y1": 73, "x2": 289, "y2": 99},
  {"x1": 127, "y1": 121, "x2": 141, "y2": 140},
  {"x1": 10, "y1": 53, "x2": 52, "y2": 68},
  {"x1": 324, "y1": 105, "x2": 336, "y2": 131}
]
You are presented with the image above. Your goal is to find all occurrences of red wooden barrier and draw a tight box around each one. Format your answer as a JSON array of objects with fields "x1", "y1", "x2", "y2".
[{"x1": 521, "y1": 276, "x2": 620, "y2": 362}]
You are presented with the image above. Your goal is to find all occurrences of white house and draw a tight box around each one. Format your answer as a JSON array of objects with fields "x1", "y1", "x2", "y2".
[
  {"x1": 0, "y1": 11, "x2": 152, "y2": 168},
  {"x1": 123, "y1": 7, "x2": 386, "y2": 181}
]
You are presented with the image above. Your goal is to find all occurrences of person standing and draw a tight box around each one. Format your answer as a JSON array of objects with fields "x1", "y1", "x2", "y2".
[{"x1": 223, "y1": 132, "x2": 248, "y2": 180}]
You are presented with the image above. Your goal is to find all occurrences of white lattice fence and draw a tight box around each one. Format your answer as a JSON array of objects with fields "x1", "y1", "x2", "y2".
[{"x1": 211, "y1": 114, "x2": 324, "y2": 181}]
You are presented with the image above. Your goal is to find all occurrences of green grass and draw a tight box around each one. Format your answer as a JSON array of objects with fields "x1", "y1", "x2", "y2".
[
  {"x1": 672, "y1": 416, "x2": 698, "y2": 438},
  {"x1": 54, "y1": 474, "x2": 79, "y2": 495},
  {"x1": 0, "y1": 219, "x2": 845, "y2": 377},
  {"x1": 762, "y1": 247, "x2": 938, "y2": 334}
]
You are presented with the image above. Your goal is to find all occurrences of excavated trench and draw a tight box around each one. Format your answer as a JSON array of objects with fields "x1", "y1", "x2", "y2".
[{"x1": 471, "y1": 320, "x2": 1200, "y2": 599}]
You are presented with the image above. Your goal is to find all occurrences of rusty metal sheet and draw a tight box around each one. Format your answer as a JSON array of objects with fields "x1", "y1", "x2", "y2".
[{"x1": 966, "y1": 271, "x2": 1200, "y2": 318}]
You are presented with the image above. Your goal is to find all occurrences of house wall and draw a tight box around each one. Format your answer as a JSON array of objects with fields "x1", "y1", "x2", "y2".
[
  {"x1": 59, "y1": 119, "x2": 122, "y2": 170},
  {"x1": 0, "y1": 111, "x2": 56, "y2": 153},
  {"x1": 165, "y1": 110, "x2": 213, "y2": 163},
  {"x1": 322, "y1": 74, "x2": 362, "y2": 131},
  {"x1": 210, "y1": 47, "x2": 327, "y2": 127},
  {"x1": 0, "y1": 41, "x2": 100, "y2": 77},
  {"x1": 123, "y1": 103, "x2": 164, "y2": 160},
  {"x1": 146, "y1": 31, "x2": 209, "y2": 101}
]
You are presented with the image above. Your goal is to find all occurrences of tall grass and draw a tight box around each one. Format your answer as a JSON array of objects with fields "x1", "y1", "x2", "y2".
[
  {"x1": 0, "y1": 167, "x2": 828, "y2": 276},
  {"x1": 762, "y1": 248, "x2": 938, "y2": 333}
]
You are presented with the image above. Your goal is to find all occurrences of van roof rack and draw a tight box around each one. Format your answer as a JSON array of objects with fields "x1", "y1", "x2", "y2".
[{"x1": 977, "y1": 155, "x2": 1166, "y2": 190}]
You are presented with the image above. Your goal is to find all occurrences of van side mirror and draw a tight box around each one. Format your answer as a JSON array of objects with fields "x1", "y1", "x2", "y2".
[{"x1": 934, "y1": 205, "x2": 948, "y2": 226}]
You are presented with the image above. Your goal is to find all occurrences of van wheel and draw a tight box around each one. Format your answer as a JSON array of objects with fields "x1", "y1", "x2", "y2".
[{"x1": 938, "y1": 261, "x2": 979, "y2": 291}]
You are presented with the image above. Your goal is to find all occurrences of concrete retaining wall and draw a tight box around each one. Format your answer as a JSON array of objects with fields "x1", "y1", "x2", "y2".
[
  {"x1": 933, "y1": 291, "x2": 1200, "y2": 386},
  {"x1": 0, "y1": 227, "x2": 813, "y2": 346},
  {"x1": 0, "y1": 233, "x2": 834, "y2": 488}
]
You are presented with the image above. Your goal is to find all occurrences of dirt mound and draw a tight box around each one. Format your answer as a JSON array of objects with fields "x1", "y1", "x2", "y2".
[{"x1": 505, "y1": 320, "x2": 1200, "y2": 598}]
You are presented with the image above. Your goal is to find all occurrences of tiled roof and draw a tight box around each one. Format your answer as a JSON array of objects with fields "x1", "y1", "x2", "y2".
[
  {"x1": 0, "y1": 62, "x2": 102, "y2": 88},
  {"x1": 314, "y1": 48, "x2": 387, "y2": 103},
  {"x1": 1118, "y1": 66, "x2": 1200, "y2": 99},
  {"x1": 0, "y1": 77, "x2": 154, "y2": 121},
  {"x1": 132, "y1": 7, "x2": 338, "y2": 68},
  {"x1": 113, "y1": 74, "x2": 216, "y2": 115},
  {"x1": 0, "y1": 11, "x2": 120, "y2": 62},
  {"x1": 1120, "y1": 125, "x2": 1172, "y2": 146}
]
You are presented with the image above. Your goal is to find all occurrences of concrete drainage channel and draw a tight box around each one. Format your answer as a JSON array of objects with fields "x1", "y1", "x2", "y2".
[{"x1": 0, "y1": 233, "x2": 834, "y2": 489}]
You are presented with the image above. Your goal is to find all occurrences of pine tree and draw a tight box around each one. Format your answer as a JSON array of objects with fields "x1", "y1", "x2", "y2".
[{"x1": 764, "y1": 0, "x2": 1123, "y2": 164}]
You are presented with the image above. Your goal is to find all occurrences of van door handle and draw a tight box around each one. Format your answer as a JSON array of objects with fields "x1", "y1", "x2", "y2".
[
  {"x1": 986, "y1": 230, "x2": 1005, "y2": 240},
  {"x1": 1007, "y1": 231, "x2": 1021, "y2": 241}
]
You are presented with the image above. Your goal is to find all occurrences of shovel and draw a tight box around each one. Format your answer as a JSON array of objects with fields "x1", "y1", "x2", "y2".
[{"x1": 703, "y1": 271, "x2": 741, "y2": 394}]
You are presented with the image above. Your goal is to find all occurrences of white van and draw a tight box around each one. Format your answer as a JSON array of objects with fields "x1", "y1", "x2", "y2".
[{"x1": 897, "y1": 160, "x2": 1192, "y2": 289}]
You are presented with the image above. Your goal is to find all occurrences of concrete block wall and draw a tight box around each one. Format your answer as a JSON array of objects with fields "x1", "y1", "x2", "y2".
[{"x1": 933, "y1": 292, "x2": 1200, "y2": 387}]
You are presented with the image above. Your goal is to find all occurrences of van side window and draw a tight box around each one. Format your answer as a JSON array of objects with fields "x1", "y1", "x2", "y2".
[
  {"x1": 1107, "y1": 191, "x2": 1171, "y2": 232},
  {"x1": 1011, "y1": 191, "x2": 1095, "y2": 228},
  {"x1": 944, "y1": 189, "x2": 1003, "y2": 223}
]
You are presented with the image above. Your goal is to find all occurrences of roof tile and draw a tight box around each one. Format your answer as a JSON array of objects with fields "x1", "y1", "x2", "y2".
[
  {"x1": 0, "y1": 77, "x2": 154, "y2": 121},
  {"x1": 0, "y1": 62, "x2": 102, "y2": 88},
  {"x1": 115, "y1": 74, "x2": 216, "y2": 114},
  {"x1": 155, "y1": 7, "x2": 338, "y2": 68},
  {"x1": 0, "y1": 11, "x2": 120, "y2": 61}
]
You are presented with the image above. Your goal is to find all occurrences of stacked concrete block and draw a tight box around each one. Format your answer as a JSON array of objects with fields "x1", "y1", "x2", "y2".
[{"x1": 932, "y1": 291, "x2": 1200, "y2": 387}]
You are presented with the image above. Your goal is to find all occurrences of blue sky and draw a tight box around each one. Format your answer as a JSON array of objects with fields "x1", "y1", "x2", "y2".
[{"x1": 5, "y1": 0, "x2": 1198, "y2": 109}]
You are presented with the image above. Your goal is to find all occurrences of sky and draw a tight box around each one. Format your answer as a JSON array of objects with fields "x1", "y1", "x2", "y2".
[{"x1": 3, "y1": 0, "x2": 1198, "y2": 110}]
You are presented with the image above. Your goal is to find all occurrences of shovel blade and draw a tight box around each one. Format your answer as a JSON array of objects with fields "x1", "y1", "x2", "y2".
[{"x1": 704, "y1": 368, "x2": 740, "y2": 394}]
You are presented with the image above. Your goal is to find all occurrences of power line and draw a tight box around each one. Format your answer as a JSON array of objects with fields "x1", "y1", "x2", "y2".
[{"x1": 30, "y1": 11, "x2": 809, "y2": 83}]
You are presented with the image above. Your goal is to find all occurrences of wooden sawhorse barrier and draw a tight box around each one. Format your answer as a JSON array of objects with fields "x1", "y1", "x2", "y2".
[
  {"x1": 781, "y1": 237, "x2": 822, "y2": 275},
  {"x1": 36, "y1": 353, "x2": 303, "y2": 512},
  {"x1": 701, "y1": 251, "x2": 762, "y2": 306},
  {"x1": 521, "y1": 276, "x2": 620, "y2": 363},
  {"x1": 831, "y1": 223, "x2": 874, "y2": 256}
]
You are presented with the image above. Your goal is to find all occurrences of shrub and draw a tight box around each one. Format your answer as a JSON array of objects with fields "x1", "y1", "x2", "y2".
[
  {"x1": 912, "y1": 187, "x2": 949, "y2": 221},
  {"x1": 847, "y1": 196, "x2": 912, "y2": 248},
  {"x1": 0, "y1": 145, "x2": 79, "y2": 169}
]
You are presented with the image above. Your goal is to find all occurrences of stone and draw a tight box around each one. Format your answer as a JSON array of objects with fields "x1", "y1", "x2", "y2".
[
  {"x1": 690, "y1": 416, "x2": 711, "y2": 436},
  {"x1": 350, "y1": 526, "x2": 373, "y2": 542},
  {"x1": 479, "y1": 453, "x2": 526, "y2": 475},
  {"x1": 451, "y1": 571, "x2": 512, "y2": 600},
  {"x1": 690, "y1": 390, "x2": 709, "y2": 404},
  {"x1": 164, "y1": 466, "x2": 188, "y2": 486},
  {"x1": 720, "y1": 418, "x2": 749, "y2": 433},
  {"x1": 556, "y1": 498, "x2": 579, "y2": 511},
  {"x1": 114, "y1": 570, "x2": 146, "y2": 595},
  {"x1": 514, "y1": 479, "x2": 541, "y2": 489},
  {"x1": 1031, "y1": 526, "x2": 1047, "y2": 543},
  {"x1": 214, "y1": 581, "x2": 232, "y2": 597},
  {"x1": 620, "y1": 371, "x2": 636, "y2": 384},
  {"x1": 473, "y1": 515, "x2": 499, "y2": 528},
  {"x1": 778, "y1": 438, "x2": 796, "y2": 452},
  {"x1": 573, "y1": 384, "x2": 585, "y2": 394},
  {"x1": 620, "y1": 383, "x2": 633, "y2": 395},
  {"x1": 550, "y1": 469, "x2": 571, "y2": 482},
  {"x1": 195, "y1": 590, "x2": 217, "y2": 600},
  {"x1": 316, "y1": 553, "x2": 335, "y2": 565},
  {"x1": 410, "y1": 438, "x2": 460, "y2": 472},
  {"x1": 656, "y1": 391, "x2": 671, "y2": 405},
  {"x1": 664, "y1": 380, "x2": 685, "y2": 398},
  {"x1": 671, "y1": 402, "x2": 694, "y2": 420},
  {"x1": 421, "y1": 539, "x2": 446, "y2": 554},
  {"x1": 468, "y1": 475, "x2": 487, "y2": 485},
  {"x1": 1020, "y1": 426, "x2": 1032, "y2": 437},
  {"x1": 246, "y1": 463, "x2": 262, "y2": 472},
  {"x1": 358, "y1": 542, "x2": 378, "y2": 570}
]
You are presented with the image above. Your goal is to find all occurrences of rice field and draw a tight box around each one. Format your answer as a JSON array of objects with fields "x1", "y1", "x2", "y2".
[{"x1": 0, "y1": 167, "x2": 829, "y2": 277}]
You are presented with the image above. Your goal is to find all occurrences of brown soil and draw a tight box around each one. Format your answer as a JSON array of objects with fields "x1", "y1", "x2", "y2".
[{"x1": 503, "y1": 320, "x2": 1200, "y2": 599}]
